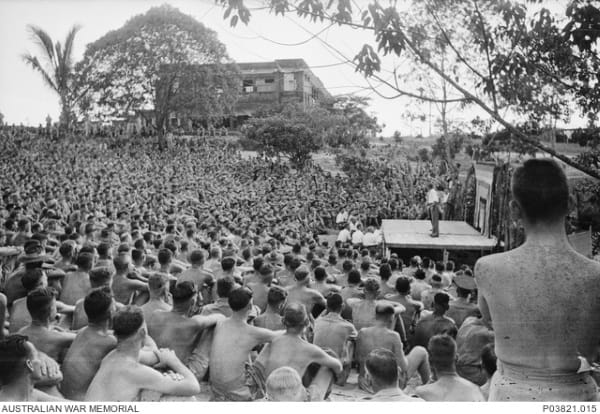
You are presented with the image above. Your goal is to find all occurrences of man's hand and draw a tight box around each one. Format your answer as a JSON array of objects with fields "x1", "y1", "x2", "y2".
[{"x1": 155, "y1": 348, "x2": 182, "y2": 370}]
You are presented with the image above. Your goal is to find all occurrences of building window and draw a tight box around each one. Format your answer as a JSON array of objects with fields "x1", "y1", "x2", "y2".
[
  {"x1": 265, "y1": 78, "x2": 274, "y2": 84},
  {"x1": 243, "y1": 79, "x2": 254, "y2": 93}
]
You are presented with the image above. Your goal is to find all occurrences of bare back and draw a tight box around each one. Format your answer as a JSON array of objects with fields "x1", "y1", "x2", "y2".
[
  {"x1": 147, "y1": 311, "x2": 200, "y2": 362},
  {"x1": 476, "y1": 243, "x2": 600, "y2": 371}
]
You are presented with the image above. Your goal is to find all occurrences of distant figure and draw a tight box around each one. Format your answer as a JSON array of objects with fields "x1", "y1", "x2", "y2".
[
  {"x1": 476, "y1": 159, "x2": 600, "y2": 401},
  {"x1": 426, "y1": 183, "x2": 440, "y2": 238}
]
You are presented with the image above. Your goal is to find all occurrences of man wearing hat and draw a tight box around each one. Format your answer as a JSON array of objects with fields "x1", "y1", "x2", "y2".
[
  {"x1": 413, "y1": 292, "x2": 458, "y2": 349},
  {"x1": 447, "y1": 273, "x2": 479, "y2": 329}
]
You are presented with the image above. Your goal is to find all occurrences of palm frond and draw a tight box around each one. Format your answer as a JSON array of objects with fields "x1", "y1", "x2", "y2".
[
  {"x1": 21, "y1": 53, "x2": 59, "y2": 92},
  {"x1": 62, "y1": 25, "x2": 81, "y2": 71},
  {"x1": 26, "y1": 25, "x2": 57, "y2": 68}
]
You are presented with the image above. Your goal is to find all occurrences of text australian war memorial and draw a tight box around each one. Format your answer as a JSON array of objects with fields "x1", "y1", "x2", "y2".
[{"x1": 2, "y1": 0, "x2": 600, "y2": 404}]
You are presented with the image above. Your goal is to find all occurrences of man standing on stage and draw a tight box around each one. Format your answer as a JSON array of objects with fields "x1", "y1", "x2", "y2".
[{"x1": 427, "y1": 183, "x2": 440, "y2": 238}]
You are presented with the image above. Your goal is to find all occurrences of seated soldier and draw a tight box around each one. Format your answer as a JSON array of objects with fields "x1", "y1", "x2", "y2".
[
  {"x1": 19, "y1": 287, "x2": 76, "y2": 364},
  {"x1": 60, "y1": 252, "x2": 94, "y2": 306},
  {"x1": 209, "y1": 287, "x2": 281, "y2": 401},
  {"x1": 446, "y1": 273, "x2": 478, "y2": 328},
  {"x1": 177, "y1": 249, "x2": 214, "y2": 305},
  {"x1": 356, "y1": 303, "x2": 430, "y2": 393},
  {"x1": 420, "y1": 274, "x2": 447, "y2": 311},
  {"x1": 285, "y1": 266, "x2": 326, "y2": 318},
  {"x1": 362, "y1": 349, "x2": 424, "y2": 401},
  {"x1": 111, "y1": 255, "x2": 148, "y2": 305},
  {"x1": 147, "y1": 281, "x2": 224, "y2": 383},
  {"x1": 348, "y1": 278, "x2": 405, "y2": 332},
  {"x1": 313, "y1": 293, "x2": 357, "y2": 385},
  {"x1": 201, "y1": 277, "x2": 235, "y2": 317},
  {"x1": 85, "y1": 306, "x2": 200, "y2": 401},
  {"x1": 140, "y1": 272, "x2": 172, "y2": 322},
  {"x1": 413, "y1": 292, "x2": 457, "y2": 349},
  {"x1": 455, "y1": 314, "x2": 494, "y2": 386},
  {"x1": 242, "y1": 257, "x2": 263, "y2": 286},
  {"x1": 313, "y1": 266, "x2": 341, "y2": 298},
  {"x1": 385, "y1": 276, "x2": 424, "y2": 345},
  {"x1": 0, "y1": 335, "x2": 65, "y2": 401},
  {"x1": 247, "y1": 264, "x2": 274, "y2": 313},
  {"x1": 415, "y1": 334, "x2": 484, "y2": 401},
  {"x1": 71, "y1": 267, "x2": 114, "y2": 330},
  {"x1": 410, "y1": 269, "x2": 431, "y2": 302},
  {"x1": 476, "y1": 159, "x2": 600, "y2": 401},
  {"x1": 10, "y1": 268, "x2": 74, "y2": 333},
  {"x1": 254, "y1": 286, "x2": 287, "y2": 331},
  {"x1": 254, "y1": 304, "x2": 343, "y2": 401}
]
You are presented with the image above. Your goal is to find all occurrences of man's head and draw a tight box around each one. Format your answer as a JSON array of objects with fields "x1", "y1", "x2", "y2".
[
  {"x1": 294, "y1": 266, "x2": 310, "y2": 285},
  {"x1": 113, "y1": 255, "x2": 130, "y2": 274},
  {"x1": 148, "y1": 272, "x2": 169, "y2": 297},
  {"x1": 266, "y1": 286, "x2": 288, "y2": 312},
  {"x1": 112, "y1": 306, "x2": 145, "y2": 343},
  {"x1": 221, "y1": 256, "x2": 236, "y2": 272},
  {"x1": 511, "y1": 158, "x2": 569, "y2": 225},
  {"x1": 433, "y1": 292, "x2": 450, "y2": 314},
  {"x1": 84, "y1": 287, "x2": 113, "y2": 324},
  {"x1": 365, "y1": 348, "x2": 400, "y2": 390},
  {"x1": 259, "y1": 264, "x2": 274, "y2": 284},
  {"x1": 348, "y1": 269, "x2": 361, "y2": 285},
  {"x1": 326, "y1": 293, "x2": 343, "y2": 314},
  {"x1": 0, "y1": 335, "x2": 41, "y2": 386},
  {"x1": 363, "y1": 277, "x2": 380, "y2": 298},
  {"x1": 21, "y1": 268, "x2": 47, "y2": 292},
  {"x1": 26, "y1": 287, "x2": 57, "y2": 323},
  {"x1": 265, "y1": 366, "x2": 305, "y2": 402},
  {"x1": 414, "y1": 269, "x2": 426, "y2": 281},
  {"x1": 89, "y1": 267, "x2": 113, "y2": 289},
  {"x1": 171, "y1": 281, "x2": 197, "y2": 309},
  {"x1": 375, "y1": 303, "x2": 395, "y2": 324},
  {"x1": 379, "y1": 264, "x2": 392, "y2": 281},
  {"x1": 189, "y1": 250, "x2": 205, "y2": 266},
  {"x1": 76, "y1": 252, "x2": 94, "y2": 272},
  {"x1": 228, "y1": 287, "x2": 253, "y2": 313},
  {"x1": 282, "y1": 303, "x2": 309, "y2": 332},
  {"x1": 216, "y1": 276, "x2": 235, "y2": 299},
  {"x1": 395, "y1": 277, "x2": 411, "y2": 295},
  {"x1": 157, "y1": 248, "x2": 172, "y2": 266},
  {"x1": 313, "y1": 266, "x2": 327, "y2": 282},
  {"x1": 428, "y1": 334, "x2": 457, "y2": 373}
]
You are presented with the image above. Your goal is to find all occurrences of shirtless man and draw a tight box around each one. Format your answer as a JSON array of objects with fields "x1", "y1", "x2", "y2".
[
  {"x1": 355, "y1": 303, "x2": 430, "y2": 392},
  {"x1": 413, "y1": 292, "x2": 457, "y2": 348},
  {"x1": 209, "y1": 287, "x2": 281, "y2": 401},
  {"x1": 71, "y1": 267, "x2": 114, "y2": 330},
  {"x1": 177, "y1": 249, "x2": 214, "y2": 305},
  {"x1": 140, "y1": 272, "x2": 172, "y2": 322},
  {"x1": 255, "y1": 304, "x2": 342, "y2": 401},
  {"x1": 415, "y1": 334, "x2": 484, "y2": 401},
  {"x1": 247, "y1": 264, "x2": 273, "y2": 312},
  {"x1": 285, "y1": 266, "x2": 326, "y2": 317},
  {"x1": 147, "y1": 281, "x2": 224, "y2": 382},
  {"x1": 456, "y1": 315, "x2": 494, "y2": 386},
  {"x1": 200, "y1": 277, "x2": 234, "y2": 317},
  {"x1": 0, "y1": 335, "x2": 64, "y2": 401},
  {"x1": 111, "y1": 255, "x2": 148, "y2": 305},
  {"x1": 475, "y1": 159, "x2": 600, "y2": 401},
  {"x1": 362, "y1": 349, "x2": 424, "y2": 402},
  {"x1": 60, "y1": 252, "x2": 94, "y2": 305},
  {"x1": 385, "y1": 276, "x2": 424, "y2": 344},
  {"x1": 19, "y1": 287, "x2": 76, "y2": 364},
  {"x1": 86, "y1": 306, "x2": 199, "y2": 401},
  {"x1": 313, "y1": 266, "x2": 341, "y2": 297},
  {"x1": 276, "y1": 256, "x2": 301, "y2": 288},
  {"x1": 254, "y1": 286, "x2": 287, "y2": 331},
  {"x1": 313, "y1": 293, "x2": 357, "y2": 385}
]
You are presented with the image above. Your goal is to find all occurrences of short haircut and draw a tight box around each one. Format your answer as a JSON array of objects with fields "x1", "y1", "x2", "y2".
[
  {"x1": 171, "y1": 281, "x2": 196, "y2": 303},
  {"x1": 59, "y1": 242, "x2": 74, "y2": 258},
  {"x1": 221, "y1": 256, "x2": 236, "y2": 271},
  {"x1": 481, "y1": 343, "x2": 497, "y2": 377},
  {"x1": 0, "y1": 335, "x2": 33, "y2": 385},
  {"x1": 364, "y1": 277, "x2": 380, "y2": 293},
  {"x1": 289, "y1": 257, "x2": 302, "y2": 271},
  {"x1": 379, "y1": 264, "x2": 392, "y2": 281},
  {"x1": 313, "y1": 266, "x2": 327, "y2": 282},
  {"x1": 342, "y1": 260, "x2": 353, "y2": 272},
  {"x1": 395, "y1": 277, "x2": 411, "y2": 294},
  {"x1": 26, "y1": 287, "x2": 56, "y2": 321},
  {"x1": 366, "y1": 348, "x2": 399, "y2": 386},
  {"x1": 388, "y1": 258, "x2": 398, "y2": 271},
  {"x1": 148, "y1": 272, "x2": 169, "y2": 292},
  {"x1": 283, "y1": 303, "x2": 308, "y2": 328},
  {"x1": 348, "y1": 269, "x2": 361, "y2": 285},
  {"x1": 446, "y1": 260, "x2": 455, "y2": 271},
  {"x1": 89, "y1": 267, "x2": 113, "y2": 288},
  {"x1": 428, "y1": 334, "x2": 456, "y2": 371},
  {"x1": 267, "y1": 285, "x2": 288, "y2": 307},
  {"x1": 266, "y1": 366, "x2": 304, "y2": 401},
  {"x1": 253, "y1": 257, "x2": 264, "y2": 271},
  {"x1": 512, "y1": 158, "x2": 569, "y2": 223},
  {"x1": 326, "y1": 293, "x2": 343, "y2": 312},
  {"x1": 228, "y1": 287, "x2": 253, "y2": 311},
  {"x1": 112, "y1": 306, "x2": 144, "y2": 340},
  {"x1": 294, "y1": 266, "x2": 310, "y2": 282},
  {"x1": 97, "y1": 243, "x2": 110, "y2": 257},
  {"x1": 157, "y1": 249, "x2": 172, "y2": 265},
  {"x1": 76, "y1": 252, "x2": 94, "y2": 271},
  {"x1": 435, "y1": 261, "x2": 445, "y2": 272},
  {"x1": 189, "y1": 250, "x2": 205, "y2": 265},
  {"x1": 113, "y1": 256, "x2": 130, "y2": 273},
  {"x1": 131, "y1": 249, "x2": 144, "y2": 262},
  {"x1": 21, "y1": 268, "x2": 45, "y2": 292},
  {"x1": 360, "y1": 261, "x2": 371, "y2": 271},
  {"x1": 375, "y1": 303, "x2": 395, "y2": 319},
  {"x1": 414, "y1": 269, "x2": 426, "y2": 280},
  {"x1": 84, "y1": 288, "x2": 113, "y2": 324},
  {"x1": 216, "y1": 277, "x2": 235, "y2": 298}
]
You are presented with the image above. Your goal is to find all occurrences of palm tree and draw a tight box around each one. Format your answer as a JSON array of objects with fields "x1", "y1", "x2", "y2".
[{"x1": 22, "y1": 24, "x2": 80, "y2": 130}]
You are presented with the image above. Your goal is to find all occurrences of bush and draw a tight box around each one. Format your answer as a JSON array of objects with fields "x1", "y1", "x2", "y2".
[
  {"x1": 417, "y1": 147, "x2": 430, "y2": 162},
  {"x1": 238, "y1": 137, "x2": 260, "y2": 151}
]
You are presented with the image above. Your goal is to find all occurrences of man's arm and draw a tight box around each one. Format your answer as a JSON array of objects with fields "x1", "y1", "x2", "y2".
[
  {"x1": 191, "y1": 313, "x2": 226, "y2": 330},
  {"x1": 249, "y1": 325, "x2": 283, "y2": 346},
  {"x1": 311, "y1": 346, "x2": 343, "y2": 375},
  {"x1": 134, "y1": 349, "x2": 200, "y2": 396},
  {"x1": 391, "y1": 332, "x2": 409, "y2": 385}
]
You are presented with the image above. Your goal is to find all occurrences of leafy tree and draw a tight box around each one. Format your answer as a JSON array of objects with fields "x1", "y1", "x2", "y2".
[
  {"x1": 242, "y1": 114, "x2": 321, "y2": 167},
  {"x1": 393, "y1": 130, "x2": 403, "y2": 144},
  {"x1": 22, "y1": 25, "x2": 81, "y2": 129},
  {"x1": 0, "y1": 111, "x2": 4, "y2": 128},
  {"x1": 432, "y1": 133, "x2": 465, "y2": 159},
  {"x1": 76, "y1": 5, "x2": 231, "y2": 136},
  {"x1": 216, "y1": 0, "x2": 600, "y2": 179}
]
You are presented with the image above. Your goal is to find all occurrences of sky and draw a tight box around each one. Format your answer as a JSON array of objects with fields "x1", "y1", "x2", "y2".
[{"x1": 0, "y1": 0, "x2": 584, "y2": 136}]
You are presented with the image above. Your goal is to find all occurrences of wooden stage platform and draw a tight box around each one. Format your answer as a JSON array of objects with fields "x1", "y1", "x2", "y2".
[{"x1": 381, "y1": 220, "x2": 497, "y2": 251}]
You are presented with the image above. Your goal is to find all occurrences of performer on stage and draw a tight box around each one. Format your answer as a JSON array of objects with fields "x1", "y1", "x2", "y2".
[{"x1": 427, "y1": 183, "x2": 440, "y2": 238}]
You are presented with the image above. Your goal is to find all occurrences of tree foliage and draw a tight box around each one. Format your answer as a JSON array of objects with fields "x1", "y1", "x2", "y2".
[
  {"x1": 76, "y1": 4, "x2": 232, "y2": 133},
  {"x1": 22, "y1": 25, "x2": 81, "y2": 128},
  {"x1": 216, "y1": 0, "x2": 600, "y2": 179}
]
